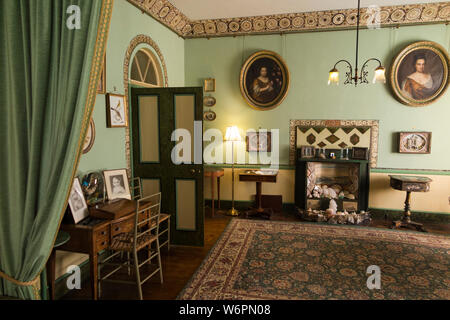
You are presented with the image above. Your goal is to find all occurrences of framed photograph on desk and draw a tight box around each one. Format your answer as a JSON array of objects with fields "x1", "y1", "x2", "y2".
[
  {"x1": 103, "y1": 169, "x2": 131, "y2": 200},
  {"x1": 68, "y1": 178, "x2": 89, "y2": 224}
]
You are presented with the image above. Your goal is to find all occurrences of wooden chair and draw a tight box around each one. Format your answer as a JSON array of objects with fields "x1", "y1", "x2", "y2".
[
  {"x1": 132, "y1": 176, "x2": 170, "y2": 252},
  {"x1": 98, "y1": 193, "x2": 163, "y2": 300},
  {"x1": 131, "y1": 177, "x2": 142, "y2": 200}
]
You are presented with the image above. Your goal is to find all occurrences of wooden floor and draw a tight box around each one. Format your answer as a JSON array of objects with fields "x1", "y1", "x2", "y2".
[{"x1": 63, "y1": 208, "x2": 449, "y2": 300}]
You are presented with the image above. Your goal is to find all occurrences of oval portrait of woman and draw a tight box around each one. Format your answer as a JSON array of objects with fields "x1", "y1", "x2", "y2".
[
  {"x1": 391, "y1": 41, "x2": 450, "y2": 106},
  {"x1": 240, "y1": 50, "x2": 290, "y2": 110}
]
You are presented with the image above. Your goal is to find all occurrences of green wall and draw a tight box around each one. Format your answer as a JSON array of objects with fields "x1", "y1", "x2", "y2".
[
  {"x1": 77, "y1": 0, "x2": 185, "y2": 175},
  {"x1": 185, "y1": 24, "x2": 450, "y2": 170}
]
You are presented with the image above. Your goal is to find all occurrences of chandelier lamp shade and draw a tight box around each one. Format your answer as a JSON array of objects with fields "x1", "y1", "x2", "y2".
[{"x1": 328, "y1": 0, "x2": 386, "y2": 86}]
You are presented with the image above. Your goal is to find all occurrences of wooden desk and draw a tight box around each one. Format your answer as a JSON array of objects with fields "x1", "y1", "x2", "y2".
[
  {"x1": 389, "y1": 175, "x2": 432, "y2": 232},
  {"x1": 239, "y1": 170, "x2": 278, "y2": 219},
  {"x1": 58, "y1": 199, "x2": 138, "y2": 300},
  {"x1": 204, "y1": 168, "x2": 224, "y2": 217}
]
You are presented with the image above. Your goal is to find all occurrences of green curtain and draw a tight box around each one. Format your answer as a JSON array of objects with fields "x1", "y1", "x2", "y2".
[{"x1": 0, "y1": 0, "x2": 113, "y2": 299}]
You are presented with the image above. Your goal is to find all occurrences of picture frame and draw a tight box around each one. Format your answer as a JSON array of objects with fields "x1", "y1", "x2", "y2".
[
  {"x1": 97, "y1": 54, "x2": 106, "y2": 94},
  {"x1": 68, "y1": 177, "x2": 89, "y2": 224},
  {"x1": 398, "y1": 132, "x2": 432, "y2": 154},
  {"x1": 106, "y1": 93, "x2": 128, "y2": 128},
  {"x1": 390, "y1": 41, "x2": 450, "y2": 107},
  {"x1": 246, "y1": 132, "x2": 272, "y2": 152},
  {"x1": 204, "y1": 78, "x2": 216, "y2": 92},
  {"x1": 82, "y1": 118, "x2": 96, "y2": 154},
  {"x1": 351, "y1": 147, "x2": 369, "y2": 160},
  {"x1": 300, "y1": 145, "x2": 315, "y2": 158},
  {"x1": 103, "y1": 169, "x2": 131, "y2": 201},
  {"x1": 240, "y1": 50, "x2": 290, "y2": 111}
]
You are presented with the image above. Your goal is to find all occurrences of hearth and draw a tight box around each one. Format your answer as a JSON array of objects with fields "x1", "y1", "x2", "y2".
[{"x1": 295, "y1": 149, "x2": 370, "y2": 213}]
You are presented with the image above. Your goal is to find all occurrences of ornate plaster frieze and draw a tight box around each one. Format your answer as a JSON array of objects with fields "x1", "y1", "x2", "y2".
[
  {"x1": 127, "y1": 0, "x2": 450, "y2": 38},
  {"x1": 127, "y1": 0, "x2": 192, "y2": 36}
]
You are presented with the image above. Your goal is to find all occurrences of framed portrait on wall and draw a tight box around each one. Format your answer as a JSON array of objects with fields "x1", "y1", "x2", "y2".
[
  {"x1": 106, "y1": 93, "x2": 128, "y2": 128},
  {"x1": 103, "y1": 169, "x2": 131, "y2": 200},
  {"x1": 390, "y1": 41, "x2": 450, "y2": 106},
  {"x1": 203, "y1": 78, "x2": 216, "y2": 92},
  {"x1": 68, "y1": 178, "x2": 89, "y2": 224},
  {"x1": 240, "y1": 50, "x2": 290, "y2": 111}
]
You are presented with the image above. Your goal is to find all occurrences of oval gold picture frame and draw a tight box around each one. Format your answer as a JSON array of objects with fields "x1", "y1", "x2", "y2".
[
  {"x1": 82, "y1": 118, "x2": 95, "y2": 154},
  {"x1": 390, "y1": 41, "x2": 450, "y2": 107},
  {"x1": 240, "y1": 50, "x2": 290, "y2": 111}
]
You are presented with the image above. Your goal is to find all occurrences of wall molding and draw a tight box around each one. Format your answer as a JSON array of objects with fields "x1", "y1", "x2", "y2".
[
  {"x1": 127, "y1": 0, "x2": 450, "y2": 39},
  {"x1": 123, "y1": 34, "x2": 169, "y2": 173},
  {"x1": 205, "y1": 164, "x2": 450, "y2": 176}
]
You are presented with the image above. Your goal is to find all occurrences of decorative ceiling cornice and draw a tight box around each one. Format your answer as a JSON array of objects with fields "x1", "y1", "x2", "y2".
[{"x1": 127, "y1": 0, "x2": 450, "y2": 38}]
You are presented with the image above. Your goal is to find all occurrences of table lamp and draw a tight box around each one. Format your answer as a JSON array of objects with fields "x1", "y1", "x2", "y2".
[{"x1": 225, "y1": 126, "x2": 241, "y2": 216}]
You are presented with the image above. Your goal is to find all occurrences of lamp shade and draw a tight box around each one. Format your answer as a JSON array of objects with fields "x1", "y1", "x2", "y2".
[
  {"x1": 224, "y1": 126, "x2": 241, "y2": 142},
  {"x1": 373, "y1": 66, "x2": 386, "y2": 84},
  {"x1": 328, "y1": 68, "x2": 339, "y2": 85}
]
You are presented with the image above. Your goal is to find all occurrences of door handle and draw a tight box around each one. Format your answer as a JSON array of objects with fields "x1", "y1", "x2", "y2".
[{"x1": 190, "y1": 169, "x2": 196, "y2": 174}]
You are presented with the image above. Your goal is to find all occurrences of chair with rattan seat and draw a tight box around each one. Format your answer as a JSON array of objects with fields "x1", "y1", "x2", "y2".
[
  {"x1": 131, "y1": 176, "x2": 170, "y2": 252},
  {"x1": 98, "y1": 192, "x2": 163, "y2": 300}
]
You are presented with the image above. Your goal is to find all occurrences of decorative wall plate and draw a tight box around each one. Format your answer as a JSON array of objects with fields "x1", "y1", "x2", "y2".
[
  {"x1": 203, "y1": 95, "x2": 216, "y2": 107},
  {"x1": 82, "y1": 118, "x2": 95, "y2": 154},
  {"x1": 203, "y1": 111, "x2": 216, "y2": 121}
]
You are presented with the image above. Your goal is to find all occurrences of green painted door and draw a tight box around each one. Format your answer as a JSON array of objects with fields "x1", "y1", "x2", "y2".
[{"x1": 131, "y1": 87, "x2": 204, "y2": 246}]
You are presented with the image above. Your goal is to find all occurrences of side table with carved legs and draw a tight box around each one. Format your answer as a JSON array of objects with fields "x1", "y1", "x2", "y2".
[{"x1": 389, "y1": 175, "x2": 432, "y2": 233}]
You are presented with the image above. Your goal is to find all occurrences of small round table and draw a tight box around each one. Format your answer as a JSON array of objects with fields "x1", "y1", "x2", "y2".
[
  {"x1": 46, "y1": 230, "x2": 71, "y2": 300},
  {"x1": 389, "y1": 175, "x2": 432, "y2": 232}
]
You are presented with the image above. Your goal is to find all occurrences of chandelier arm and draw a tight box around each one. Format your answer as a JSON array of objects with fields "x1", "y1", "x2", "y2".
[
  {"x1": 360, "y1": 58, "x2": 382, "y2": 72},
  {"x1": 333, "y1": 59, "x2": 353, "y2": 75}
]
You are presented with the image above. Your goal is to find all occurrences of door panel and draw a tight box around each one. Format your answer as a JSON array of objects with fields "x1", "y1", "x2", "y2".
[
  {"x1": 141, "y1": 178, "x2": 161, "y2": 198},
  {"x1": 175, "y1": 179, "x2": 197, "y2": 231},
  {"x1": 131, "y1": 87, "x2": 204, "y2": 246},
  {"x1": 138, "y1": 96, "x2": 160, "y2": 163}
]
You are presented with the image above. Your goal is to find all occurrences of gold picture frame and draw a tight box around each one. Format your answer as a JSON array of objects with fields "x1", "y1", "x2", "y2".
[
  {"x1": 390, "y1": 41, "x2": 450, "y2": 107},
  {"x1": 204, "y1": 78, "x2": 216, "y2": 92},
  {"x1": 240, "y1": 50, "x2": 290, "y2": 111},
  {"x1": 106, "y1": 93, "x2": 128, "y2": 128},
  {"x1": 82, "y1": 118, "x2": 96, "y2": 154}
]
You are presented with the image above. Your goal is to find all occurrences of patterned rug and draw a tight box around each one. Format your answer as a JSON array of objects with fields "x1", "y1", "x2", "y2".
[{"x1": 178, "y1": 219, "x2": 450, "y2": 300}]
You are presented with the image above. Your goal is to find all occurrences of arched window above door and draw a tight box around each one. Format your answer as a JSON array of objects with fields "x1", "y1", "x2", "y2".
[{"x1": 130, "y1": 48, "x2": 163, "y2": 87}]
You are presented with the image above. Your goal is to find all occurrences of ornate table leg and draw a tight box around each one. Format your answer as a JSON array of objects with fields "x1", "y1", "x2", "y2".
[{"x1": 391, "y1": 191, "x2": 426, "y2": 232}]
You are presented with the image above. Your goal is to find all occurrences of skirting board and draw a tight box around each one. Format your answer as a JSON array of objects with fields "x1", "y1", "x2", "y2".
[{"x1": 206, "y1": 199, "x2": 450, "y2": 223}]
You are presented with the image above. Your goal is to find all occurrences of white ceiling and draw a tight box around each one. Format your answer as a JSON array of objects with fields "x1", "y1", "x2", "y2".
[{"x1": 169, "y1": 0, "x2": 445, "y2": 20}]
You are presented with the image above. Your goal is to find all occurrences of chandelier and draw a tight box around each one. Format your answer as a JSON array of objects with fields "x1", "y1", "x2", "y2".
[{"x1": 328, "y1": 0, "x2": 386, "y2": 86}]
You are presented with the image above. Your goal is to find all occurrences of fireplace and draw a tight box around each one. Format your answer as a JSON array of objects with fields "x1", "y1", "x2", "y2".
[{"x1": 295, "y1": 149, "x2": 370, "y2": 212}]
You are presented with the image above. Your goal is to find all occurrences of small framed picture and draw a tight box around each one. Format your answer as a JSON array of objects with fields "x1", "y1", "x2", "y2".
[
  {"x1": 103, "y1": 169, "x2": 131, "y2": 201},
  {"x1": 204, "y1": 78, "x2": 216, "y2": 92},
  {"x1": 68, "y1": 178, "x2": 89, "y2": 224},
  {"x1": 246, "y1": 132, "x2": 272, "y2": 152},
  {"x1": 300, "y1": 145, "x2": 315, "y2": 158},
  {"x1": 106, "y1": 93, "x2": 127, "y2": 128},
  {"x1": 398, "y1": 132, "x2": 432, "y2": 154},
  {"x1": 97, "y1": 54, "x2": 106, "y2": 94},
  {"x1": 351, "y1": 147, "x2": 369, "y2": 160}
]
